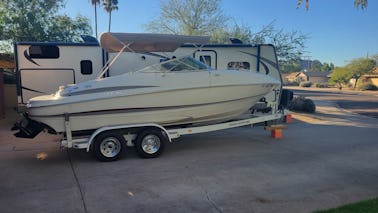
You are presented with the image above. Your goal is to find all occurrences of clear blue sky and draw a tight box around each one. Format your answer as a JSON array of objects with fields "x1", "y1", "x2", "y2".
[{"x1": 63, "y1": 0, "x2": 378, "y2": 66}]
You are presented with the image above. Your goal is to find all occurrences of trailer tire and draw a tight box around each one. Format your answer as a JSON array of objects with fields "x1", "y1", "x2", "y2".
[
  {"x1": 135, "y1": 128, "x2": 167, "y2": 158},
  {"x1": 92, "y1": 131, "x2": 125, "y2": 162}
]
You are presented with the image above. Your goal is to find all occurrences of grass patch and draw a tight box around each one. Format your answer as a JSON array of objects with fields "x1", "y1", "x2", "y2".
[{"x1": 314, "y1": 198, "x2": 378, "y2": 213}]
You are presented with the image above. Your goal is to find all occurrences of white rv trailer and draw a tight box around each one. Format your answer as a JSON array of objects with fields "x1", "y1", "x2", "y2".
[
  {"x1": 15, "y1": 42, "x2": 101, "y2": 104},
  {"x1": 14, "y1": 39, "x2": 282, "y2": 106}
]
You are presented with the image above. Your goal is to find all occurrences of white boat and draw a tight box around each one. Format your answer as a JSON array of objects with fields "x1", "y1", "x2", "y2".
[{"x1": 12, "y1": 33, "x2": 281, "y2": 138}]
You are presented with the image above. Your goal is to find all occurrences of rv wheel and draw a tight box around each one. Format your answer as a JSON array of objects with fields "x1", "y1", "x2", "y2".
[
  {"x1": 135, "y1": 128, "x2": 167, "y2": 158},
  {"x1": 93, "y1": 131, "x2": 126, "y2": 162}
]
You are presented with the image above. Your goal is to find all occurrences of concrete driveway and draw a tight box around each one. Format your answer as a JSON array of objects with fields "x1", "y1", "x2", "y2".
[{"x1": 0, "y1": 96, "x2": 377, "y2": 213}]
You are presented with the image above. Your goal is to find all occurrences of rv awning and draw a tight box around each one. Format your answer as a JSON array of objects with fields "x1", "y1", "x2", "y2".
[{"x1": 100, "y1": 32, "x2": 210, "y2": 53}]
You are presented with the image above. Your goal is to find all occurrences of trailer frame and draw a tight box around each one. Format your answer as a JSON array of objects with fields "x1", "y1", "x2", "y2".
[{"x1": 60, "y1": 109, "x2": 288, "y2": 161}]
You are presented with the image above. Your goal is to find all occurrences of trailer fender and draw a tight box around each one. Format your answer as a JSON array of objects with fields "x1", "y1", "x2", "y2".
[{"x1": 85, "y1": 123, "x2": 172, "y2": 152}]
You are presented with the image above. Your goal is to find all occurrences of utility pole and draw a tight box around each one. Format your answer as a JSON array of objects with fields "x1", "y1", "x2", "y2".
[{"x1": 302, "y1": 55, "x2": 312, "y2": 71}]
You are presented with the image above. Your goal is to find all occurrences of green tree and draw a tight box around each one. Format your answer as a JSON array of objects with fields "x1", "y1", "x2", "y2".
[
  {"x1": 321, "y1": 62, "x2": 334, "y2": 72},
  {"x1": 310, "y1": 60, "x2": 322, "y2": 71},
  {"x1": 145, "y1": 0, "x2": 229, "y2": 35},
  {"x1": 145, "y1": 2, "x2": 307, "y2": 63},
  {"x1": 371, "y1": 54, "x2": 378, "y2": 63},
  {"x1": 103, "y1": 0, "x2": 118, "y2": 32},
  {"x1": 348, "y1": 58, "x2": 376, "y2": 88},
  {"x1": 329, "y1": 67, "x2": 352, "y2": 89},
  {"x1": 48, "y1": 15, "x2": 93, "y2": 42},
  {"x1": 297, "y1": 0, "x2": 368, "y2": 10},
  {"x1": 211, "y1": 23, "x2": 252, "y2": 44},
  {"x1": 91, "y1": 0, "x2": 100, "y2": 38},
  {"x1": 0, "y1": 0, "x2": 64, "y2": 42},
  {"x1": 0, "y1": 0, "x2": 92, "y2": 51},
  {"x1": 253, "y1": 22, "x2": 307, "y2": 63},
  {"x1": 280, "y1": 60, "x2": 302, "y2": 73}
]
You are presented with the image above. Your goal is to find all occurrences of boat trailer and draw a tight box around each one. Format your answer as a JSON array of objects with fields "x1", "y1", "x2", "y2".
[{"x1": 58, "y1": 110, "x2": 290, "y2": 161}]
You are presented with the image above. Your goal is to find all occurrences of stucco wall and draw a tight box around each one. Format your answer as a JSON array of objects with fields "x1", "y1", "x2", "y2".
[
  {"x1": 4, "y1": 84, "x2": 17, "y2": 109},
  {"x1": 308, "y1": 76, "x2": 329, "y2": 83},
  {"x1": 369, "y1": 78, "x2": 378, "y2": 87}
]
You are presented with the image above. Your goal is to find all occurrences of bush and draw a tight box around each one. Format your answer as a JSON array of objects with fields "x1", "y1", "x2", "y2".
[
  {"x1": 299, "y1": 81, "x2": 312, "y2": 87},
  {"x1": 283, "y1": 81, "x2": 299, "y2": 86},
  {"x1": 288, "y1": 96, "x2": 316, "y2": 113},
  {"x1": 313, "y1": 83, "x2": 328, "y2": 88},
  {"x1": 358, "y1": 83, "x2": 378, "y2": 91},
  {"x1": 303, "y1": 99, "x2": 316, "y2": 113}
]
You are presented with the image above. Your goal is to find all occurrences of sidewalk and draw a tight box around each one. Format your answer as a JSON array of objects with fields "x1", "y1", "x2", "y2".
[
  {"x1": 284, "y1": 86, "x2": 378, "y2": 96},
  {"x1": 292, "y1": 99, "x2": 378, "y2": 128}
]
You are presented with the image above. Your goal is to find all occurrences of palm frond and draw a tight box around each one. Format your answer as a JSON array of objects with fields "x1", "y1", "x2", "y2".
[{"x1": 296, "y1": 0, "x2": 309, "y2": 10}]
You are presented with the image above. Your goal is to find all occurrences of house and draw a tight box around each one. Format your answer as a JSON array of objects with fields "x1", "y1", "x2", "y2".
[
  {"x1": 283, "y1": 72, "x2": 307, "y2": 84},
  {"x1": 361, "y1": 67, "x2": 378, "y2": 87},
  {"x1": 349, "y1": 67, "x2": 378, "y2": 87},
  {"x1": 362, "y1": 74, "x2": 378, "y2": 86},
  {"x1": 283, "y1": 71, "x2": 331, "y2": 84},
  {"x1": 303, "y1": 71, "x2": 332, "y2": 83}
]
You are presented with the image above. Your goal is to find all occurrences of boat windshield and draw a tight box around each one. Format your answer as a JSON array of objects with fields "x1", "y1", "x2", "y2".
[{"x1": 138, "y1": 56, "x2": 211, "y2": 73}]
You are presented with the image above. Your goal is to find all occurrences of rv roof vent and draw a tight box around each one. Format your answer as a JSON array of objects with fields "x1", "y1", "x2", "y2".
[
  {"x1": 81, "y1": 35, "x2": 99, "y2": 44},
  {"x1": 230, "y1": 38, "x2": 243, "y2": 44}
]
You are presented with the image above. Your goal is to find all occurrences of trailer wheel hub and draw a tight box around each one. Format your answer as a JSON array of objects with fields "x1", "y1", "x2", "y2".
[{"x1": 141, "y1": 135, "x2": 161, "y2": 154}]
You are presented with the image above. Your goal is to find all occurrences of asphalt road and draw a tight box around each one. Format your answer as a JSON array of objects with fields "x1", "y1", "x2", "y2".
[
  {"x1": 0, "y1": 89, "x2": 377, "y2": 213},
  {"x1": 290, "y1": 88, "x2": 378, "y2": 119}
]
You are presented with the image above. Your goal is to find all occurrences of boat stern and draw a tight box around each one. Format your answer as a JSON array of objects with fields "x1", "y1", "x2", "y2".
[{"x1": 11, "y1": 113, "x2": 56, "y2": 138}]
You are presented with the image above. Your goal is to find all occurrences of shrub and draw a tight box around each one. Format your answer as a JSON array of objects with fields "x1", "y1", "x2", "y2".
[
  {"x1": 314, "y1": 83, "x2": 328, "y2": 88},
  {"x1": 299, "y1": 81, "x2": 312, "y2": 87},
  {"x1": 303, "y1": 98, "x2": 316, "y2": 113},
  {"x1": 288, "y1": 96, "x2": 316, "y2": 113},
  {"x1": 358, "y1": 83, "x2": 378, "y2": 91},
  {"x1": 283, "y1": 81, "x2": 299, "y2": 86}
]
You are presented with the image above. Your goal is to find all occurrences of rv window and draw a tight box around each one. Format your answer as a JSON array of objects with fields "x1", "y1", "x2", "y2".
[
  {"x1": 199, "y1": 56, "x2": 211, "y2": 66},
  {"x1": 29, "y1": 45, "x2": 59, "y2": 59},
  {"x1": 81, "y1": 60, "x2": 93, "y2": 75},
  {"x1": 227, "y1": 62, "x2": 250, "y2": 70}
]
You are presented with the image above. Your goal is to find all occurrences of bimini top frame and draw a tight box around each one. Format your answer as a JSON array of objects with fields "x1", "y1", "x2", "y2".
[{"x1": 97, "y1": 32, "x2": 210, "y2": 78}]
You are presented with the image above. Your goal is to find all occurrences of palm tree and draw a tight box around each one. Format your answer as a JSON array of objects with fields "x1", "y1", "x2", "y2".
[
  {"x1": 102, "y1": 0, "x2": 118, "y2": 32},
  {"x1": 354, "y1": 0, "x2": 368, "y2": 10},
  {"x1": 90, "y1": 0, "x2": 100, "y2": 38},
  {"x1": 297, "y1": 0, "x2": 368, "y2": 10},
  {"x1": 296, "y1": 0, "x2": 309, "y2": 10}
]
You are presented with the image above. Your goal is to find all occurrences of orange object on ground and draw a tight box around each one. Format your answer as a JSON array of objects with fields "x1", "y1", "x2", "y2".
[
  {"x1": 265, "y1": 125, "x2": 287, "y2": 139},
  {"x1": 271, "y1": 129, "x2": 283, "y2": 139},
  {"x1": 285, "y1": 114, "x2": 292, "y2": 123}
]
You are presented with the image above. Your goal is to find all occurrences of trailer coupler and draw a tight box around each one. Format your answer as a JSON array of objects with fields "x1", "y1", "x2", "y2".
[{"x1": 11, "y1": 113, "x2": 55, "y2": 138}]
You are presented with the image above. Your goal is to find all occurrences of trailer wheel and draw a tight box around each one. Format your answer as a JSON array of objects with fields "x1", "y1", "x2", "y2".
[
  {"x1": 135, "y1": 128, "x2": 167, "y2": 158},
  {"x1": 93, "y1": 131, "x2": 125, "y2": 162}
]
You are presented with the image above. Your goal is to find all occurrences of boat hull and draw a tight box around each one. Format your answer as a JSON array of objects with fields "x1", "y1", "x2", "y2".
[{"x1": 29, "y1": 84, "x2": 276, "y2": 132}]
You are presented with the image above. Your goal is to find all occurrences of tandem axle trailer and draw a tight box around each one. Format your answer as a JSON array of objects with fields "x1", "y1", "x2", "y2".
[{"x1": 59, "y1": 110, "x2": 289, "y2": 161}]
